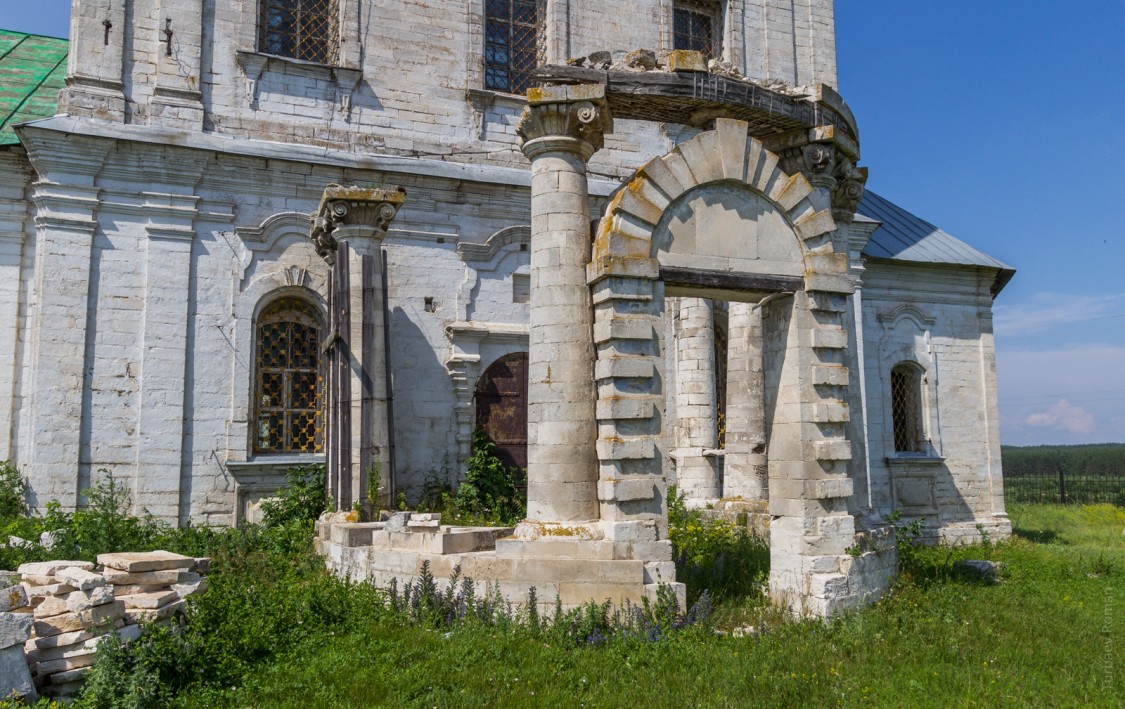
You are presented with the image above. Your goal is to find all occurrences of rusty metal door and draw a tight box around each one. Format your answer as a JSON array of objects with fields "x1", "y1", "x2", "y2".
[{"x1": 474, "y1": 352, "x2": 529, "y2": 470}]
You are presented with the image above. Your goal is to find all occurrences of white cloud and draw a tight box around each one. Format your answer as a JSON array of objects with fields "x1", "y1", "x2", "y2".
[
  {"x1": 994, "y1": 291, "x2": 1125, "y2": 336},
  {"x1": 997, "y1": 344, "x2": 1125, "y2": 445},
  {"x1": 1022, "y1": 400, "x2": 1096, "y2": 435}
]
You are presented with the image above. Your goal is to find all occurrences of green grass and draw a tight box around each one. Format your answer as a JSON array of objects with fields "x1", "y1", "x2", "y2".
[{"x1": 173, "y1": 504, "x2": 1123, "y2": 708}]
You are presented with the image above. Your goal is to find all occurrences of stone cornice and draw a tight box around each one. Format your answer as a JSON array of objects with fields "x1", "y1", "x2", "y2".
[{"x1": 15, "y1": 117, "x2": 621, "y2": 197}]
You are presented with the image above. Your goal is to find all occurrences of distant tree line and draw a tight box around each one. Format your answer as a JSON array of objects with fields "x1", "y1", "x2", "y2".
[
  {"x1": 1002, "y1": 444, "x2": 1124, "y2": 505},
  {"x1": 1002, "y1": 443, "x2": 1125, "y2": 477}
]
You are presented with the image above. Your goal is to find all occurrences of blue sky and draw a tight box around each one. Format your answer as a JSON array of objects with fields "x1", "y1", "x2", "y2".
[{"x1": 4, "y1": 1, "x2": 1123, "y2": 445}]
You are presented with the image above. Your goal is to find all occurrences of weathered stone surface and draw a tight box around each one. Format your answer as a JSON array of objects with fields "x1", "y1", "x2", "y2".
[
  {"x1": 192, "y1": 558, "x2": 211, "y2": 574},
  {"x1": 103, "y1": 569, "x2": 193, "y2": 586},
  {"x1": 125, "y1": 599, "x2": 185, "y2": 624},
  {"x1": 22, "y1": 582, "x2": 76, "y2": 599},
  {"x1": 55, "y1": 567, "x2": 105, "y2": 590},
  {"x1": 0, "y1": 571, "x2": 19, "y2": 587},
  {"x1": 117, "y1": 590, "x2": 177, "y2": 610},
  {"x1": 0, "y1": 584, "x2": 28, "y2": 612},
  {"x1": 97, "y1": 550, "x2": 194, "y2": 573},
  {"x1": 31, "y1": 601, "x2": 125, "y2": 637},
  {"x1": 17, "y1": 561, "x2": 93, "y2": 577},
  {"x1": 0, "y1": 643, "x2": 36, "y2": 702},
  {"x1": 171, "y1": 577, "x2": 209, "y2": 599},
  {"x1": 953, "y1": 559, "x2": 999, "y2": 582},
  {"x1": 31, "y1": 648, "x2": 99, "y2": 675},
  {"x1": 64, "y1": 586, "x2": 115, "y2": 612},
  {"x1": 0, "y1": 611, "x2": 34, "y2": 649},
  {"x1": 33, "y1": 596, "x2": 71, "y2": 619}
]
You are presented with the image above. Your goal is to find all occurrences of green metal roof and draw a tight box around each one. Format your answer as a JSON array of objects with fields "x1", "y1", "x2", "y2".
[{"x1": 0, "y1": 29, "x2": 68, "y2": 146}]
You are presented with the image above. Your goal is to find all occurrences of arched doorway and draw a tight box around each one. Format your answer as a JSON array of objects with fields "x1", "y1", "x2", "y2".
[{"x1": 474, "y1": 352, "x2": 529, "y2": 471}]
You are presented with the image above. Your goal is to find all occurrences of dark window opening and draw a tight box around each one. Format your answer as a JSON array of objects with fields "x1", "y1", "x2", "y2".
[
  {"x1": 259, "y1": 0, "x2": 339, "y2": 64},
  {"x1": 484, "y1": 0, "x2": 544, "y2": 94},
  {"x1": 891, "y1": 363, "x2": 925, "y2": 453},
  {"x1": 673, "y1": 0, "x2": 721, "y2": 61}
]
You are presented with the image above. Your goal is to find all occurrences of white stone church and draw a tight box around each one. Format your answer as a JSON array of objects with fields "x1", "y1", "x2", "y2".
[{"x1": 1, "y1": 0, "x2": 1013, "y2": 614}]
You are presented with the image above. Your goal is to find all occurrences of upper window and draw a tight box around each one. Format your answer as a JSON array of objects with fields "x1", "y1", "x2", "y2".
[
  {"x1": 890, "y1": 362, "x2": 926, "y2": 453},
  {"x1": 484, "y1": 0, "x2": 542, "y2": 94},
  {"x1": 259, "y1": 0, "x2": 339, "y2": 64},
  {"x1": 673, "y1": 0, "x2": 721, "y2": 61},
  {"x1": 254, "y1": 298, "x2": 324, "y2": 455}
]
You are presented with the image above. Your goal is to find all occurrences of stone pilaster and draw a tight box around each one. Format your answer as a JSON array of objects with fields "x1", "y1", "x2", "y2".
[
  {"x1": 19, "y1": 132, "x2": 113, "y2": 510},
  {"x1": 517, "y1": 86, "x2": 611, "y2": 525},
  {"x1": 57, "y1": 0, "x2": 127, "y2": 122},
  {"x1": 722, "y1": 301, "x2": 767, "y2": 502},
  {"x1": 673, "y1": 297, "x2": 720, "y2": 504},
  {"x1": 312, "y1": 185, "x2": 405, "y2": 512},
  {"x1": 150, "y1": 0, "x2": 205, "y2": 129},
  {"x1": 0, "y1": 154, "x2": 33, "y2": 460}
]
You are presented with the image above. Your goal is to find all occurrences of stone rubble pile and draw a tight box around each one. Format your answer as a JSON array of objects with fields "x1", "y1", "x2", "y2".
[{"x1": 0, "y1": 551, "x2": 209, "y2": 701}]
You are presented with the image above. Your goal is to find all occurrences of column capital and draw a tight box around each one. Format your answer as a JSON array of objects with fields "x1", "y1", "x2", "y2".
[
  {"x1": 310, "y1": 184, "x2": 406, "y2": 264},
  {"x1": 518, "y1": 85, "x2": 613, "y2": 160},
  {"x1": 769, "y1": 129, "x2": 868, "y2": 224}
]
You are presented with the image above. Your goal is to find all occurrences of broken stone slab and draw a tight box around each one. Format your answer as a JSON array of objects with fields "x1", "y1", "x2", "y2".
[
  {"x1": 31, "y1": 601, "x2": 126, "y2": 637},
  {"x1": 0, "y1": 643, "x2": 37, "y2": 703},
  {"x1": 55, "y1": 567, "x2": 105, "y2": 591},
  {"x1": 96, "y1": 550, "x2": 194, "y2": 573},
  {"x1": 0, "y1": 612, "x2": 34, "y2": 649},
  {"x1": 1, "y1": 584, "x2": 29, "y2": 612},
  {"x1": 22, "y1": 582, "x2": 77, "y2": 599},
  {"x1": 107, "y1": 583, "x2": 167, "y2": 596},
  {"x1": 64, "y1": 586, "x2": 115, "y2": 612},
  {"x1": 192, "y1": 557, "x2": 211, "y2": 574},
  {"x1": 17, "y1": 561, "x2": 94, "y2": 577},
  {"x1": 33, "y1": 596, "x2": 72, "y2": 619},
  {"x1": 125, "y1": 598, "x2": 185, "y2": 625},
  {"x1": 24, "y1": 619, "x2": 125, "y2": 651},
  {"x1": 953, "y1": 559, "x2": 999, "y2": 582},
  {"x1": 31, "y1": 648, "x2": 100, "y2": 675},
  {"x1": 26, "y1": 633, "x2": 106, "y2": 664},
  {"x1": 39, "y1": 530, "x2": 65, "y2": 550},
  {"x1": 172, "y1": 577, "x2": 208, "y2": 599},
  {"x1": 626, "y1": 49, "x2": 657, "y2": 71},
  {"x1": 20, "y1": 574, "x2": 58, "y2": 587},
  {"x1": 49, "y1": 665, "x2": 93, "y2": 686},
  {"x1": 103, "y1": 568, "x2": 197, "y2": 586},
  {"x1": 384, "y1": 511, "x2": 411, "y2": 533},
  {"x1": 117, "y1": 590, "x2": 178, "y2": 610}
]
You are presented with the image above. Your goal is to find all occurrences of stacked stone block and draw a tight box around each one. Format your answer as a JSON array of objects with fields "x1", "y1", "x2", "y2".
[
  {"x1": 1, "y1": 570, "x2": 36, "y2": 703},
  {"x1": 10, "y1": 551, "x2": 208, "y2": 699}
]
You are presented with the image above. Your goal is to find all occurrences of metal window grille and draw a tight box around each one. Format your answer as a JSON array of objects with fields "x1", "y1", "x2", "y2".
[
  {"x1": 484, "y1": 0, "x2": 545, "y2": 94},
  {"x1": 891, "y1": 364, "x2": 924, "y2": 453},
  {"x1": 254, "y1": 298, "x2": 324, "y2": 454},
  {"x1": 260, "y1": 0, "x2": 339, "y2": 64},
  {"x1": 673, "y1": 1, "x2": 719, "y2": 61}
]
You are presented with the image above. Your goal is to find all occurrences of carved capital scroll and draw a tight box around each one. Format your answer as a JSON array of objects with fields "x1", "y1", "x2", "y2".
[
  {"x1": 518, "y1": 85, "x2": 613, "y2": 160},
  {"x1": 310, "y1": 184, "x2": 407, "y2": 264}
]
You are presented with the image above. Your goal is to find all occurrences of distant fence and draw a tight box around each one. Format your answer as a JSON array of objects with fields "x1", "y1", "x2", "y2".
[{"x1": 1003, "y1": 466, "x2": 1124, "y2": 506}]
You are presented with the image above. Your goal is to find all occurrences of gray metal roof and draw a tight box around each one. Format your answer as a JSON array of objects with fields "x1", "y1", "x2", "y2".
[{"x1": 857, "y1": 190, "x2": 1015, "y2": 294}]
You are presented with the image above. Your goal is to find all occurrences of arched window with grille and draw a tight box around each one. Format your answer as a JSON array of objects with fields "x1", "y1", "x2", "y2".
[
  {"x1": 259, "y1": 0, "x2": 339, "y2": 64},
  {"x1": 890, "y1": 362, "x2": 926, "y2": 453},
  {"x1": 484, "y1": 0, "x2": 543, "y2": 94},
  {"x1": 673, "y1": 0, "x2": 722, "y2": 61},
  {"x1": 254, "y1": 297, "x2": 324, "y2": 454}
]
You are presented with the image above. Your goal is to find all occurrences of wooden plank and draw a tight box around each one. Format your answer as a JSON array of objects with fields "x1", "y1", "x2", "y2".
[{"x1": 660, "y1": 266, "x2": 803, "y2": 294}]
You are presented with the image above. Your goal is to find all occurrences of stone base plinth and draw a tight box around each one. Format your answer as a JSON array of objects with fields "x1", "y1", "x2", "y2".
[{"x1": 316, "y1": 514, "x2": 684, "y2": 612}]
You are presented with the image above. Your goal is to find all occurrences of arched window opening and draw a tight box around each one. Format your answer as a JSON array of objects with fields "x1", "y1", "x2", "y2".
[
  {"x1": 259, "y1": 0, "x2": 339, "y2": 64},
  {"x1": 484, "y1": 0, "x2": 544, "y2": 94},
  {"x1": 673, "y1": 0, "x2": 722, "y2": 61},
  {"x1": 891, "y1": 362, "x2": 925, "y2": 453},
  {"x1": 255, "y1": 297, "x2": 324, "y2": 454}
]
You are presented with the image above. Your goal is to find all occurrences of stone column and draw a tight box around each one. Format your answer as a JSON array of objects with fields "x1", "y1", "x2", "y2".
[
  {"x1": 723, "y1": 300, "x2": 768, "y2": 501},
  {"x1": 312, "y1": 186, "x2": 405, "y2": 513},
  {"x1": 673, "y1": 297, "x2": 721, "y2": 504},
  {"x1": 517, "y1": 86, "x2": 611, "y2": 524}
]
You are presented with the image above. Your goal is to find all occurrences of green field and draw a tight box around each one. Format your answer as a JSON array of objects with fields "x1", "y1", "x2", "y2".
[{"x1": 172, "y1": 503, "x2": 1124, "y2": 708}]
